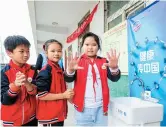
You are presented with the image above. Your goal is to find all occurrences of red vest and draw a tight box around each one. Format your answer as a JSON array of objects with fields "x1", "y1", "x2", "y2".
[
  {"x1": 36, "y1": 60, "x2": 67, "y2": 124},
  {"x1": 1, "y1": 60, "x2": 36, "y2": 126},
  {"x1": 73, "y1": 56, "x2": 109, "y2": 113}
]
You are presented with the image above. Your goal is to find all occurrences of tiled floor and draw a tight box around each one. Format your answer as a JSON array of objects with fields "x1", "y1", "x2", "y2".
[
  {"x1": 64, "y1": 102, "x2": 75, "y2": 126},
  {"x1": 64, "y1": 102, "x2": 113, "y2": 126}
]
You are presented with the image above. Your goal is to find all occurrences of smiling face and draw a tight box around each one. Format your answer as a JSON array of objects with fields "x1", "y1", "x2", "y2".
[
  {"x1": 82, "y1": 36, "x2": 99, "y2": 58},
  {"x1": 46, "y1": 42, "x2": 62, "y2": 63},
  {"x1": 7, "y1": 44, "x2": 30, "y2": 67}
]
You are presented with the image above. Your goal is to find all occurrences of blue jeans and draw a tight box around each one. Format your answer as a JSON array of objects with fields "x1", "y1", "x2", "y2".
[{"x1": 74, "y1": 106, "x2": 108, "y2": 126}]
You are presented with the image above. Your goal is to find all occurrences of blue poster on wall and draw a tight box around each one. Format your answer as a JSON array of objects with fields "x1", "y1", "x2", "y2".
[{"x1": 128, "y1": 1, "x2": 166, "y2": 126}]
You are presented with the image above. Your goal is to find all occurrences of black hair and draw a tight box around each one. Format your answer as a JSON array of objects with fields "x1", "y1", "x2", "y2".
[
  {"x1": 4, "y1": 35, "x2": 31, "y2": 52},
  {"x1": 43, "y1": 39, "x2": 63, "y2": 51},
  {"x1": 81, "y1": 32, "x2": 101, "y2": 50}
]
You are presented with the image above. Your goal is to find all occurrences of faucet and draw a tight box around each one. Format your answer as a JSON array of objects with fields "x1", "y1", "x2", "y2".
[
  {"x1": 130, "y1": 77, "x2": 159, "y2": 103},
  {"x1": 130, "y1": 77, "x2": 145, "y2": 100},
  {"x1": 130, "y1": 77, "x2": 145, "y2": 92}
]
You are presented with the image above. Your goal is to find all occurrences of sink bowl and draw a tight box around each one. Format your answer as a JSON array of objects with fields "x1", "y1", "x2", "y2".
[{"x1": 109, "y1": 97, "x2": 163, "y2": 125}]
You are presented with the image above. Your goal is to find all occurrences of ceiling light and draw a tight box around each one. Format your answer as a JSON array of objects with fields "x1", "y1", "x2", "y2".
[{"x1": 52, "y1": 22, "x2": 58, "y2": 26}]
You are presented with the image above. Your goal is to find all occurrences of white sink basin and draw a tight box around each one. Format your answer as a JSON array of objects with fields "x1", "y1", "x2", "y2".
[{"x1": 109, "y1": 97, "x2": 163, "y2": 125}]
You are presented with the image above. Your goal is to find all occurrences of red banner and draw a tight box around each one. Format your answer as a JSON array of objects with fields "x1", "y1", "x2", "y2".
[{"x1": 66, "y1": 2, "x2": 99, "y2": 43}]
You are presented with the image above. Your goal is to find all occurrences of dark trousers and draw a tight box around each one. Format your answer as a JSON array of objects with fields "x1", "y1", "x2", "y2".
[
  {"x1": 43, "y1": 121, "x2": 64, "y2": 127},
  {"x1": 22, "y1": 118, "x2": 38, "y2": 126}
]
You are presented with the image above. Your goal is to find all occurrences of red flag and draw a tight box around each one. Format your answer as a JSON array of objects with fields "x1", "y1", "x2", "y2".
[{"x1": 66, "y1": 2, "x2": 99, "y2": 43}]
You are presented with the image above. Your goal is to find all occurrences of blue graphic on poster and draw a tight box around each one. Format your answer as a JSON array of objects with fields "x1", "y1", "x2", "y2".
[{"x1": 128, "y1": 1, "x2": 166, "y2": 125}]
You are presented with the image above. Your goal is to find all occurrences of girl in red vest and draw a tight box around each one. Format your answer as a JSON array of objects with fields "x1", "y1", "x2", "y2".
[
  {"x1": 64, "y1": 32, "x2": 121, "y2": 126},
  {"x1": 36, "y1": 39, "x2": 74, "y2": 126}
]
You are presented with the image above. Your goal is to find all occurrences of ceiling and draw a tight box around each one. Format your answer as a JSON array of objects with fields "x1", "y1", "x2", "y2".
[
  {"x1": 35, "y1": 1, "x2": 95, "y2": 27},
  {"x1": 28, "y1": 1, "x2": 97, "y2": 52},
  {"x1": 31, "y1": 1, "x2": 96, "y2": 52}
]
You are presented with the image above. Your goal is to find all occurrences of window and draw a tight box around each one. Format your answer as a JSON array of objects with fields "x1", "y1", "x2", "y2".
[
  {"x1": 107, "y1": 1, "x2": 129, "y2": 18},
  {"x1": 126, "y1": 2, "x2": 145, "y2": 18},
  {"x1": 108, "y1": 14, "x2": 122, "y2": 30},
  {"x1": 104, "y1": 1, "x2": 145, "y2": 31}
]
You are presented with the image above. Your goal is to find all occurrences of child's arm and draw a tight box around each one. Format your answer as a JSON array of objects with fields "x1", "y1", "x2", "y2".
[
  {"x1": 1, "y1": 70, "x2": 20, "y2": 105},
  {"x1": 64, "y1": 70, "x2": 76, "y2": 83},
  {"x1": 38, "y1": 89, "x2": 74, "y2": 101},
  {"x1": 36, "y1": 68, "x2": 51, "y2": 99},
  {"x1": 107, "y1": 66, "x2": 121, "y2": 82},
  {"x1": 64, "y1": 54, "x2": 83, "y2": 82},
  {"x1": 24, "y1": 82, "x2": 37, "y2": 95},
  {"x1": 26, "y1": 67, "x2": 38, "y2": 95},
  {"x1": 18, "y1": 68, "x2": 37, "y2": 95},
  {"x1": 104, "y1": 49, "x2": 121, "y2": 82},
  {"x1": 36, "y1": 67, "x2": 74, "y2": 101}
]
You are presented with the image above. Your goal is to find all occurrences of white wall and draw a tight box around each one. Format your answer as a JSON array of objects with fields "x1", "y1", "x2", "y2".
[
  {"x1": 64, "y1": 1, "x2": 104, "y2": 56},
  {"x1": 36, "y1": 30, "x2": 67, "y2": 53},
  {"x1": 27, "y1": 1, "x2": 38, "y2": 55},
  {"x1": 90, "y1": 2, "x2": 104, "y2": 39}
]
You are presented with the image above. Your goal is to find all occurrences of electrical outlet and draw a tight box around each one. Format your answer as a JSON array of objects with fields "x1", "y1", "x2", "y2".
[{"x1": 144, "y1": 90, "x2": 151, "y2": 100}]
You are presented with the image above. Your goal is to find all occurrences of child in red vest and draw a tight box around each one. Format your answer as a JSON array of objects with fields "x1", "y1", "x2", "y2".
[
  {"x1": 1, "y1": 35, "x2": 37, "y2": 126},
  {"x1": 36, "y1": 39, "x2": 74, "y2": 126},
  {"x1": 64, "y1": 32, "x2": 121, "y2": 126}
]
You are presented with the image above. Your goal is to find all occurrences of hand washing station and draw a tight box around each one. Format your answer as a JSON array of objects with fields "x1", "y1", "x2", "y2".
[{"x1": 109, "y1": 97, "x2": 163, "y2": 126}]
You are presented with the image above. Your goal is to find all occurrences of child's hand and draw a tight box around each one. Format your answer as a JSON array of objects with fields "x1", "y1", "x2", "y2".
[
  {"x1": 14, "y1": 72, "x2": 26, "y2": 86},
  {"x1": 63, "y1": 89, "x2": 74, "y2": 99},
  {"x1": 19, "y1": 75, "x2": 34, "y2": 92},
  {"x1": 103, "y1": 111, "x2": 108, "y2": 116},
  {"x1": 67, "y1": 52, "x2": 84, "y2": 74},
  {"x1": 22, "y1": 79, "x2": 31, "y2": 86},
  {"x1": 103, "y1": 49, "x2": 120, "y2": 69},
  {"x1": 67, "y1": 98, "x2": 73, "y2": 104}
]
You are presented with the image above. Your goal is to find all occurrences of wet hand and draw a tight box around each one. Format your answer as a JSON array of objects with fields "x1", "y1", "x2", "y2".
[
  {"x1": 103, "y1": 49, "x2": 120, "y2": 69},
  {"x1": 14, "y1": 72, "x2": 26, "y2": 86},
  {"x1": 67, "y1": 98, "x2": 73, "y2": 104},
  {"x1": 63, "y1": 89, "x2": 74, "y2": 99},
  {"x1": 104, "y1": 112, "x2": 108, "y2": 116},
  {"x1": 67, "y1": 52, "x2": 84, "y2": 73}
]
